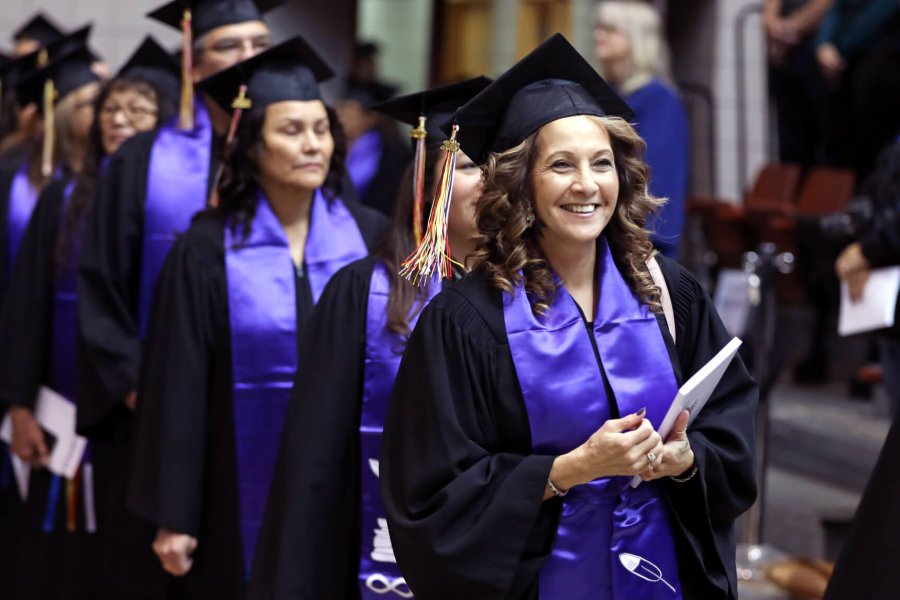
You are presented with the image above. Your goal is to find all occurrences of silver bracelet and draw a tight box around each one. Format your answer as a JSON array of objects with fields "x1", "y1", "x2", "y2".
[
  {"x1": 669, "y1": 462, "x2": 699, "y2": 483},
  {"x1": 547, "y1": 478, "x2": 569, "y2": 497}
]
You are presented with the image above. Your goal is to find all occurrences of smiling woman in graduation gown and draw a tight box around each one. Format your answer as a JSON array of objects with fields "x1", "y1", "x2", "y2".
[
  {"x1": 126, "y1": 37, "x2": 387, "y2": 600},
  {"x1": 249, "y1": 76, "x2": 491, "y2": 599},
  {"x1": 380, "y1": 35, "x2": 758, "y2": 600}
]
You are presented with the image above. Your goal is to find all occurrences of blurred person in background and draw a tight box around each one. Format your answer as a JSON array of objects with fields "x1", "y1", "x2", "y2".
[
  {"x1": 594, "y1": 0, "x2": 688, "y2": 259},
  {"x1": 764, "y1": 0, "x2": 833, "y2": 170},
  {"x1": 816, "y1": 0, "x2": 900, "y2": 181},
  {"x1": 826, "y1": 136, "x2": 900, "y2": 600}
]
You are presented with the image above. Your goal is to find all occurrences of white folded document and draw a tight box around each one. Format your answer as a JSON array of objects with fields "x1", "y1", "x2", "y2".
[
  {"x1": 630, "y1": 337, "x2": 743, "y2": 488},
  {"x1": 0, "y1": 386, "x2": 87, "y2": 500},
  {"x1": 838, "y1": 266, "x2": 900, "y2": 336}
]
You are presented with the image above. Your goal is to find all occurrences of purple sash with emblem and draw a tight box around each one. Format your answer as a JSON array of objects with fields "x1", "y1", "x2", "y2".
[
  {"x1": 359, "y1": 262, "x2": 439, "y2": 598},
  {"x1": 226, "y1": 190, "x2": 368, "y2": 575},
  {"x1": 139, "y1": 99, "x2": 212, "y2": 334},
  {"x1": 504, "y1": 237, "x2": 683, "y2": 600},
  {"x1": 7, "y1": 164, "x2": 40, "y2": 269}
]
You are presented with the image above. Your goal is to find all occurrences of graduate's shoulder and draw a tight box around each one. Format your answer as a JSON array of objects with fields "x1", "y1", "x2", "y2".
[
  {"x1": 169, "y1": 210, "x2": 225, "y2": 266},
  {"x1": 423, "y1": 269, "x2": 507, "y2": 345},
  {"x1": 336, "y1": 193, "x2": 388, "y2": 250},
  {"x1": 321, "y1": 255, "x2": 379, "y2": 300},
  {"x1": 105, "y1": 128, "x2": 159, "y2": 171}
]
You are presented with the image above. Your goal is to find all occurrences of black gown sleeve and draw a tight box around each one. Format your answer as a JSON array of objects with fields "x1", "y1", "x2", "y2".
[
  {"x1": 658, "y1": 255, "x2": 759, "y2": 598},
  {"x1": 127, "y1": 216, "x2": 225, "y2": 537},
  {"x1": 0, "y1": 179, "x2": 67, "y2": 409},
  {"x1": 76, "y1": 132, "x2": 155, "y2": 435},
  {"x1": 0, "y1": 163, "x2": 18, "y2": 307},
  {"x1": 249, "y1": 258, "x2": 375, "y2": 600},
  {"x1": 380, "y1": 282, "x2": 560, "y2": 600}
]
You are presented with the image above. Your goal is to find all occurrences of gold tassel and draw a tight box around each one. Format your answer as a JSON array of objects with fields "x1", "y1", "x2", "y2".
[
  {"x1": 37, "y1": 49, "x2": 49, "y2": 68},
  {"x1": 178, "y1": 9, "x2": 195, "y2": 131},
  {"x1": 41, "y1": 79, "x2": 56, "y2": 178},
  {"x1": 208, "y1": 85, "x2": 252, "y2": 208},
  {"x1": 400, "y1": 123, "x2": 460, "y2": 285},
  {"x1": 410, "y1": 116, "x2": 427, "y2": 245}
]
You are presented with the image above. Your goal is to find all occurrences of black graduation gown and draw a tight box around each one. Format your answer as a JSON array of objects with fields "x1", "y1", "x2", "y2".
[
  {"x1": 248, "y1": 257, "x2": 412, "y2": 598},
  {"x1": 0, "y1": 158, "x2": 21, "y2": 599},
  {"x1": 75, "y1": 130, "x2": 224, "y2": 439},
  {"x1": 823, "y1": 419, "x2": 900, "y2": 599},
  {"x1": 380, "y1": 257, "x2": 759, "y2": 600},
  {"x1": 0, "y1": 178, "x2": 103, "y2": 600},
  {"x1": 128, "y1": 203, "x2": 386, "y2": 600}
]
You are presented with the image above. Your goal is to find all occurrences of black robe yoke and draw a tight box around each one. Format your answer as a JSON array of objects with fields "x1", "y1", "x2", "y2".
[
  {"x1": 128, "y1": 204, "x2": 385, "y2": 600},
  {"x1": 380, "y1": 257, "x2": 759, "y2": 600}
]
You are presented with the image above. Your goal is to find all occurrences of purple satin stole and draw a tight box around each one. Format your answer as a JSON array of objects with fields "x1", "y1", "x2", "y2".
[
  {"x1": 504, "y1": 238, "x2": 683, "y2": 600},
  {"x1": 346, "y1": 130, "x2": 383, "y2": 200},
  {"x1": 139, "y1": 100, "x2": 212, "y2": 334},
  {"x1": 359, "y1": 263, "x2": 439, "y2": 599},
  {"x1": 7, "y1": 164, "x2": 40, "y2": 269},
  {"x1": 226, "y1": 190, "x2": 368, "y2": 576}
]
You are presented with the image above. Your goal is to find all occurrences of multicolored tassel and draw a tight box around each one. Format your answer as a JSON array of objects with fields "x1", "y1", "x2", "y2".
[
  {"x1": 208, "y1": 84, "x2": 252, "y2": 208},
  {"x1": 42, "y1": 474, "x2": 62, "y2": 532},
  {"x1": 41, "y1": 78, "x2": 57, "y2": 178},
  {"x1": 178, "y1": 9, "x2": 195, "y2": 131},
  {"x1": 66, "y1": 468, "x2": 81, "y2": 532},
  {"x1": 410, "y1": 116, "x2": 427, "y2": 245},
  {"x1": 400, "y1": 123, "x2": 459, "y2": 285}
]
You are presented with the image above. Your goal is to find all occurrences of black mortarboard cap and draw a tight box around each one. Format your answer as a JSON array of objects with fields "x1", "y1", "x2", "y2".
[
  {"x1": 117, "y1": 36, "x2": 181, "y2": 104},
  {"x1": 373, "y1": 76, "x2": 493, "y2": 149},
  {"x1": 342, "y1": 79, "x2": 398, "y2": 108},
  {"x1": 445, "y1": 33, "x2": 634, "y2": 164},
  {"x1": 2, "y1": 24, "x2": 94, "y2": 100},
  {"x1": 44, "y1": 24, "x2": 93, "y2": 60},
  {"x1": 12, "y1": 13, "x2": 65, "y2": 46},
  {"x1": 197, "y1": 35, "x2": 333, "y2": 113},
  {"x1": 15, "y1": 45, "x2": 101, "y2": 109},
  {"x1": 147, "y1": 0, "x2": 282, "y2": 38}
]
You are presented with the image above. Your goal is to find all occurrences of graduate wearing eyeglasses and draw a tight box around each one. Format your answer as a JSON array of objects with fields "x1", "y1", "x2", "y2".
[{"x1": 76, "y1": 0, "x2": 280, "y2": 444}]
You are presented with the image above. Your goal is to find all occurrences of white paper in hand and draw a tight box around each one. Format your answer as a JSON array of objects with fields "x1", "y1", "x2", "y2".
[
  {"x1": 630, "y1": 337, "x2": 743, "y2": 488},
  {"x1": 838, "y1": 266, "x2": 900, "y2": 336}
]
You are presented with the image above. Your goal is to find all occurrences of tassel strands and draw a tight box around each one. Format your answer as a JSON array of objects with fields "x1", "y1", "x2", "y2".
[
  {"x1": 209, "y1": 84, "x2": 252, "y2": 207},
  {"x1": 400, "y1": 123, "x2": 460, "y2": 286},
  {"x1": 410, "y1": 116, "x2": 427, "y2": 245},
  {"x1": 178, "y1": 9, "x2": 195, "y2": 131},
  {"x1": 41, "y1": 78, "x2": 57, "y2": 177}
]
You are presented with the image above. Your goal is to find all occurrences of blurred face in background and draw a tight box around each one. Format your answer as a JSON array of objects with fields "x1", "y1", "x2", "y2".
[
  {"x1": 192, "y1": 21, "x2": 271, "y2": 81},
  {"x1": 594, "y1": 22, "x2": 631, "y2": 66},
  {"x1": 335, "y1": 98, "x2": 378, "y2": 143},
  {"x1": 13, "y1": 38, "x2": 41, "y2": 58},
  {"x1": 65, "y1": 81, "x2": 102, "y2": 147},
  {"x1": 99, "y1": 84, "x2": 159, "y2": 155}
]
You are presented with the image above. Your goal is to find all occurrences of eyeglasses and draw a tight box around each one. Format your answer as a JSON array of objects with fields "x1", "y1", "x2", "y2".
[
  {"x1": 99, "y1": 104, "x2": 158, "y2": 122},
  {"x1": 201, "y1": 36, "x2": 271, "y2": 57}
]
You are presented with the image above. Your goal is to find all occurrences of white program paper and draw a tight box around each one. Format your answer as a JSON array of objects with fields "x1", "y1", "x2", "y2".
[
  {"x1": 838, "y1": 266, "x2": 900, "y2": 336},
  {"x1": 630, "y1": 337, "x2": 743, "y2": 488},
  {"x1": 0, "y1": 385, "x2": 87, "y2": 499}
]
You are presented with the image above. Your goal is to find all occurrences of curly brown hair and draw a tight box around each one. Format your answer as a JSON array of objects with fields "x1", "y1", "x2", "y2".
[{"x1": 470, "y1": 115, "x2": 666, "y2": 315}]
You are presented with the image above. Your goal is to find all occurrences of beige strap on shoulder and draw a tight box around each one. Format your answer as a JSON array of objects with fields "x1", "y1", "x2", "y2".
[{"x1": 646, "y1": 256, "x2": 676, "y2": 343}]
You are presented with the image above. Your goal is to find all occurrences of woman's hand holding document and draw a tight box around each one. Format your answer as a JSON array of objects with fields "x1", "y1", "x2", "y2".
[{"x1": 631, "y1": 337, "x2": 743, "y2": 488}]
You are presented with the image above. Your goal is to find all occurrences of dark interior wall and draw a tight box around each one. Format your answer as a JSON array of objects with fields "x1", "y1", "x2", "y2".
[{"x1": 268, "y1": 0, "x2": 358, "y2": 101}]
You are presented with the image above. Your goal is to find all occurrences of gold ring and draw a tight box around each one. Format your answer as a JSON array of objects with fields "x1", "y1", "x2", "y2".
[{"x1": 647, "y1": 452, "x2": 657, "y2": 463}]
